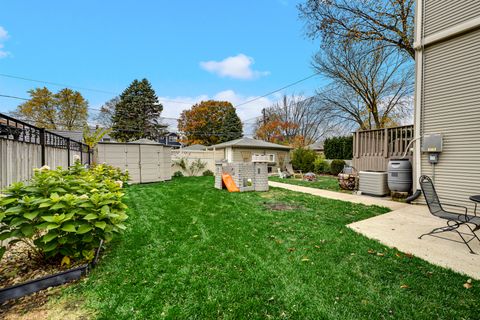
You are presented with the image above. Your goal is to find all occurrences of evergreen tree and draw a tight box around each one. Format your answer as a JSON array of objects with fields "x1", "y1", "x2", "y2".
[
  {"x1": 222, "y1": 106, "x2": 243, "y2": 142},
  {"x1": 111, "y1": 79, "x2": 164, "y2": 142}
]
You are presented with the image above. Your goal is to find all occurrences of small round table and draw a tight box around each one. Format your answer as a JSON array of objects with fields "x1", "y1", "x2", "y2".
[{"x1": 469, "y1": 195, "x2": 480, "y2": 215}]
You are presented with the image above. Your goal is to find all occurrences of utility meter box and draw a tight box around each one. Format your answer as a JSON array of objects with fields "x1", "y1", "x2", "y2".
[{"x1": 422, "y1": 133, "x2": 443, "y2": 152}]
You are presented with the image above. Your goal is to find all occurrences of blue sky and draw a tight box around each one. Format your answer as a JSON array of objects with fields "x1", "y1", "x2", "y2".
[{"x1": 0, "y1": 0, "x2": 326, "y2": 132}]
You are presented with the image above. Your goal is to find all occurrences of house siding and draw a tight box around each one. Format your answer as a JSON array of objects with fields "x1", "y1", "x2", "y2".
[
  {"x1": 213, "y1": 147, "x2": 290, "y2": 171},
  {"x1": 417, "y1": 1, "x2": 480, "y2": 210},
  {"x1": 233, "y1": 148, "x2": 290, "y2": 168},
  {"x1": 424, "y1": 1, "x2": 480, "y2": 37}
]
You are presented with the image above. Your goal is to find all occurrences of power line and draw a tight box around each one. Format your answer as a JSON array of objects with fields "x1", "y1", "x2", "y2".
[
  {"x1": 1, "y1": 71, "x2": 326, "y2": 126},
  {"x1": 0, "y1": 73, "x2": 193, "y2": 104},
  {"x1": 0, "y1": 73, "x2": 118, "y2": 95},
  {"x1": 1, "y1": 70, "x2": 323, "y2": 109},
  {"x1": 0, "y1": 94, "x2": 29, "y2": 101},
  {"x1": 235, "y1": 72, "x2": 322, "y2": 107}
]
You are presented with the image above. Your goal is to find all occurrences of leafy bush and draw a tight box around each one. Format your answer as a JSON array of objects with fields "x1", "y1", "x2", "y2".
[
  {"x1": 202, "y1": 170, "x2": 214, "y2": 176},
  {"x1": 0, "y1": 163, "x2": 128, "y2": 262},
  {"x1": 324, "y1": 136, "x2": 353, "y2": 160},
  {"x1": 314, "y1": 157, "x2": 330, "y2": 174},
  {"x1": 330, "y1": 160, "x2": 347, "y2": 176},
  {"x1": 291, "y1": 148, "x2": 317, "y2": 173},
  {"x1": 173, "y1": 171, "x2": 184, "y2": 177}
]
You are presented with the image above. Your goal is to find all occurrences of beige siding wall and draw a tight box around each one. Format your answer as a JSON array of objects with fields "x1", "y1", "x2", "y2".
[
  {"x1": 424, "y1": 1, "x2": 480, "y2": 36},
  {"x1": 231, "y1": 148, "x2": 291, "y2": 171},
  {"x1": 420, "y1": 29, "x2": 480, "y2": 210},
  {"x1": 97, "y1": 143, "x2": 172, "y2": 184},
  {"x1": 417, "y1": 1, "x2": 480, "y2": 209}
]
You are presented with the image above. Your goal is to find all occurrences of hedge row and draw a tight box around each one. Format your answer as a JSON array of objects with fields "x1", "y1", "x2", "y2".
[{"x1": 324, "y1": 136, "x2": 353, "y2": 160}]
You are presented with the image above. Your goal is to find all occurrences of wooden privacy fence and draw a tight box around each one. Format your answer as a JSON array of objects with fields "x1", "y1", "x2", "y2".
[
  {"x1": 0, "y1": 113, "x2": 92, "y2": 189},
  {"x1": 352, "y1": 125, "x2": 414, "y2": 172}
]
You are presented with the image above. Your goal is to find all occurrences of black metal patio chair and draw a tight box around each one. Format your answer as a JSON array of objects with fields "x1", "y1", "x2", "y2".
[{"x1": 419, "y1": 175, "x2": 480, "y2": 254}]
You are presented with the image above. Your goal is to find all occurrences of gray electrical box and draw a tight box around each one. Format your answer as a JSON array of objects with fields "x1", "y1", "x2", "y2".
[{"x1": 422, "y1": 133, "x2": 443, "y2": 152}]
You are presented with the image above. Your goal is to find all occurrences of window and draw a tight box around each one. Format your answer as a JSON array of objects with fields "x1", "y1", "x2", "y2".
[
  {"x1": 241, "y1": 151, "x2": 252, "y2": 162},
  {"x1": 169, "y1": 136, "x2": 177, "y2": 142}
]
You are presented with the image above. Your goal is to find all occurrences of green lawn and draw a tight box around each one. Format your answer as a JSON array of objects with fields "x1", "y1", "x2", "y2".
[
  {"x1": 269, "y1": 175, "x2": 342, "y2": 192},
  {"x1": 64, "y1": 177, "x2": 478, "y2": 319}
]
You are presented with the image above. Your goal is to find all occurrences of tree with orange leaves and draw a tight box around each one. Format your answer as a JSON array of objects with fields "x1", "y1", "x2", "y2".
[{"x1": 177, "y1": 100, "x2": 243, "y2": 146}]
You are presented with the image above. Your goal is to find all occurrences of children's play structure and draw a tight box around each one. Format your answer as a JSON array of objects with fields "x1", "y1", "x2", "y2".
[{"x1": 215, "y1": 156, "x2": 270, "y2": 192}]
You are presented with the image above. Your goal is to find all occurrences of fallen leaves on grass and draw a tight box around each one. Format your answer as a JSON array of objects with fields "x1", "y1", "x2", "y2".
[
  {"x1": 400, "y1": 284, "x2": 409, "y2": 289},
  {"x1": 463, "y1": 279, "x2": 473, "y2": 289},
  {"x1": 301, "y1": 257, "x2": 310, "y2": 262}
]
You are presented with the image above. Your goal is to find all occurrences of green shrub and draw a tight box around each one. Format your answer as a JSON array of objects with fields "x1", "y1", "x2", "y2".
[
  {"x1": 330, "y1": 160, "x2": 347, "y2": 176},
  {"x1": 0, "y1": 163, "x2": 128, "y2": 262},
  {"x1": 291, "y1": 148, "x2": 317, "y2": 173},
  {"x1": 314, "y1": 158, "x2": 330, "y2": 174},
  {"x1": 202, "y1": 170, "x2": 214, "y2": 176},
  {"x1": 173, "y1": 171, "x2": 184, "y2": 177},
  {"x1": 324, "y1": 136, "x2": 353, "y2": 160}
]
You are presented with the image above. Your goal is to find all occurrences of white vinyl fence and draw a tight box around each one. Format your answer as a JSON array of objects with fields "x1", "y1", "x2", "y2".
[
  {"x1": 0, "y1": 113, "x2": 91, "y2": 189},
  {"x1": 171, "y1": 150, "x2": 216, "y2": 176}
]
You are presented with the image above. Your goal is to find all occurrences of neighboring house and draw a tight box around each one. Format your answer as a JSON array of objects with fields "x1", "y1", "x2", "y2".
[
  {"x1": 413, "y1": 1, "x2": 480, "y2": 209},
  {"x1": 307, "y1": 141, "x2": 324, "y2": 156},
  {"x1": 158, "y1": 132, "x2": 183, "y2": 149},
  {"x1": 52, "y1": 128, "x2": 115, "y2": 143},
  {"x1": 181, "y1": 144, "x2": 206, "y2": 151},
  {"x1": 207, "y1": 137, "x2": 292, "y2": 173}
]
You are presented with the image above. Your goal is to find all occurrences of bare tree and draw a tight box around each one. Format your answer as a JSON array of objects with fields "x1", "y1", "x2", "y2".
[
  {"x1": 314, "y1": 41, "x2": 413, "y2": 130},
  {"x1": 255, "y1": 94, "x2": 332, "y2": 146},
  {"x1": 95, "y1": 96, "x2": 119, "y2": 128},
  {"x1": 298, "y1": 0, "x2": 415, "y2": 59}
]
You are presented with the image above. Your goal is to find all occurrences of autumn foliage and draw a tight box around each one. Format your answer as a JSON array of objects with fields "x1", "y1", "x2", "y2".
[
  {"x1": 254, "y1": 115, "x2": 305, "y2": 147},
  {"x1": 177, "y1": 100, "x2": 243, "y2": 146},
  {"x1": 16, "y1": 87, "x2": 88, "y2": 130}
]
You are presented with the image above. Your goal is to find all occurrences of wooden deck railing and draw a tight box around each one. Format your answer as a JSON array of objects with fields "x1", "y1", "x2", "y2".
[{"x1": 352, "y1": 125, "x2": 414, "y2": 172}]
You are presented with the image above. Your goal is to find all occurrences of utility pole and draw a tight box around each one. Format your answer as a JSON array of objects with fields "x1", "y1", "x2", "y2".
[{"x1": 262, "y1": 108, "x2": 267, "y2": 126}]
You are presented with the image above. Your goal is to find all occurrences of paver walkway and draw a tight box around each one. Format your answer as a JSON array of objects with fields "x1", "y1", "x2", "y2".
[
  {"x1": 268, "y1": 181, "x2": 406, "y2": 210},
  {"x1": 269, "y1": 181, "x2": 480, "y2": 279}
]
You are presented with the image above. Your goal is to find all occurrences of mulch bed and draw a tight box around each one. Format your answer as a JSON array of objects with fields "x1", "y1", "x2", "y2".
[{"x1": 0, "y1": 241, "x2": 87, "y2": 315}]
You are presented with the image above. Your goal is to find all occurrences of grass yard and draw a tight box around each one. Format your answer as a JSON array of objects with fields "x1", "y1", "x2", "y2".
[
  {"x1": 269, "y1": 175, "x2": 342, "y2": 192},
  {"x1": 58, "y1": 177, "x2": 478, "y2": 319}
]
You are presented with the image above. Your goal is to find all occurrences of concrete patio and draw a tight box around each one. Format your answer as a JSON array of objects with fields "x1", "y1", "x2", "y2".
[{"x1": 269, "y1": 181, "x2": 480, "y2": 279}]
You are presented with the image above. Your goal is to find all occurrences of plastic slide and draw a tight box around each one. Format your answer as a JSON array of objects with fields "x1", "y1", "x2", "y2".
[{"x1": 222, "y1": 174, "x2": 240, "y2": 192}]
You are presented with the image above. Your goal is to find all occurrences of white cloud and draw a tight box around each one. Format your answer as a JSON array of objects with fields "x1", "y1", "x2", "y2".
[
  {"x1": 0, "y1": 26, "x2": 8, "y2": 40},
  {"x1": 0, "y1": 44, "x2": 9, "y2": 58},
  {"x1": 200, "y1": 54, "x2": 270, "y2": 80},
  {"x1": 0, "y1": 26, "x2": 10, "y2": 58},
  {"x1": 156, "y1": 90, "x2": 277, "y2": 136}
]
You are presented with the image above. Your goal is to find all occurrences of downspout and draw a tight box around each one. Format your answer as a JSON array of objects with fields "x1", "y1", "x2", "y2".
[{"x1": 408, "y1": 0, "x2": 425, "y2": 203}]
